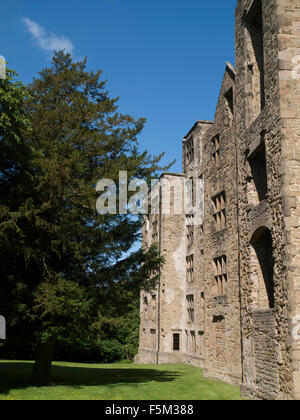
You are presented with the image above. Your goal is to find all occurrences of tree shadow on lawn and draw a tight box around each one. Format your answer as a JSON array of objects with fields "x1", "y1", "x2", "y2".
[{"x1": 0, "y1": 362, "x2": 182, "y2": 395}]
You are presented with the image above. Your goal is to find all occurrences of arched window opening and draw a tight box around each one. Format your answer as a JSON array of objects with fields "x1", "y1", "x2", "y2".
[{"x1": 250, "y1": 227, "x2": 274, "y2": 310}]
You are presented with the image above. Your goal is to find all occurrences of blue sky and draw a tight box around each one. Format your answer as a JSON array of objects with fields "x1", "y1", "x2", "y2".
[{"x1": 1, "y1": 0, "x2": 236, "y2": 173}]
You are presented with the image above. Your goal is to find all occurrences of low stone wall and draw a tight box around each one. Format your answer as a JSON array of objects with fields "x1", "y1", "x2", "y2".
[
  {"x1": 135, "y1": 350, "x2": 204, "y2": 368},
  {"x1": 203, "y1": 368, "x2": 242, "y2": 387},
  {"x1": 134, "y1": 349, "x2": 157, "y2": 365}
]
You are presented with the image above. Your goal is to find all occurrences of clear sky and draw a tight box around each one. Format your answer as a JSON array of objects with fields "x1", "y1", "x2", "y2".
[{"x1": 1, "y1": 0, "x2": 237, "y2": 173}]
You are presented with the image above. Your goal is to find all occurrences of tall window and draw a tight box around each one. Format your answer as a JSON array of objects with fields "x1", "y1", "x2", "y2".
[
  {"x1": 212, "y1": 192, "x2": 226, "y2": 231},
  {"x1": 186, "y1": 215, "x2": 194, "y2": 248},
  {"x1": 186, "y1": 137, "x2": 194, "y2": 166},
  {"x1": 214, "y1": 256, "x2": 227, "y2": 296},
  {"x1": 186, "y1": 295, "x2": 195, "y2": 323},
  {"x1": 173, "y1": 333, "x2": 180, "y2": 351},
  {"x1": 212, "y1": 135, "x2": 220, "y2": 166},
  {"x1": 186, "y1": 177, "x2": 195, "y2": 208},
  {"x1": 187, "y1": 308, "x2": 195, "y2": 323},
  {"x1": 190, "y1": 331, "x2": 196, "y2": 353},
  {"x1": 250, "y1": 227, "x2": 274, "y2": 310},
  {"x1": 246, "y1": 135, "x2": 268, "y2": 205},
  {"x1": 244, "y1": 0, "x2": 265, "y2": 122},
  {"x1": 186, "y1": 255, "x2": 194, "y2": 283},
  {"x1": 224, "y1": 88, "x2": 234, "y2": 127}
]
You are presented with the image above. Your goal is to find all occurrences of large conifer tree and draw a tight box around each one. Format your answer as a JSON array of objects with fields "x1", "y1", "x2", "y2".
[{"x1": 0, "y1": 52, "x2": 167, "y2": 384}]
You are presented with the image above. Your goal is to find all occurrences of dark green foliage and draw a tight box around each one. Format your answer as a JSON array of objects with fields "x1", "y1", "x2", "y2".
[
  {"x1": 97, "y1": 339, "x2": 124, "y2": 363},
  {"x1": 0, "y1": 53, "x2": 168, "y2": 379}
]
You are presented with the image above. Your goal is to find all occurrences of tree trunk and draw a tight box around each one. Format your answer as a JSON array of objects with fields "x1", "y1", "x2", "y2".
[{"x1": 32, "y1": 342, "x2": 55, "y2": 385}]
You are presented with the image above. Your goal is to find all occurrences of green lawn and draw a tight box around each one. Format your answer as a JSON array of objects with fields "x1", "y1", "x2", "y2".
[{"x1": 0, "y1": 360, "x2": 241, "y2": 400}]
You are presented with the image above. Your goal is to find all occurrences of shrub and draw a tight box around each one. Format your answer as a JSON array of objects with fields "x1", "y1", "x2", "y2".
[{"x1": 97, "y1": 339, "x2": 124, "y2": 363}]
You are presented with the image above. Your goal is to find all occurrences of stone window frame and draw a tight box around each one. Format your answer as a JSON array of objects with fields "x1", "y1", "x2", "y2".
[
  {"x1": 249, "y1": 226, "x2": 275, "y2": 310},
  {"x1": 190, "y1": 330, "x2": 196, "y2": 353},
  {"x1": 186, "y1": 214, "x2": 194, "y2": 248},
  {"x1": 173, "y1": 333, "x2": 180, "y2": 351},
  {"x1": 246, "y1": 131, "x2": 268, "y2": 205},
  {"x1": 185, "y1": 136, "x2": 194, "y2": 166},
  {"x1": 187, "y1": 177, "x2": 196, "y2": 208},
  {"x1": 212, "y1": 134, "x2": 221, "y2": 167},
  {"x1": 213, "y1": 255, "x2": 228, "y2": 296},
  {"x1": 186, "y1": 294, "x2": 194, "y2": 304},
  {"x1": 187, "y1": 308, "x2": 195, "y2": 323},
  {"x1": 186, "y1": 294, "x2": 195, "y2": 323},
  {"x1": 186, "y1": 255, "x2": 194, "y2": 283},
  {"x1": 243, "y1": 0, "x2": 266, "y2": 120},
  {"x1": 212, "y1": 191, "x2": 226, "y2": 231}
]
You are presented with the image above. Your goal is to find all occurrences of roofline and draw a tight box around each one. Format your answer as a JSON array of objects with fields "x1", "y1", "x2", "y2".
[{"x1": 183, "y1": 120, "x2": 213, "y2": 140}]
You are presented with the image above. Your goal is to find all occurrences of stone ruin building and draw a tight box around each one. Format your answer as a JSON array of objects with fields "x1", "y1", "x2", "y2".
[{"x1": 135, "y1": 0, "x2": 300, "y2": 400}]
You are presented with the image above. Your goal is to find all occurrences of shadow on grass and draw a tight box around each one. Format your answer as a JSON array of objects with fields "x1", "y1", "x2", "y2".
[{"x1": 0, "y1": 362, "x2": 182, "y2": 395}]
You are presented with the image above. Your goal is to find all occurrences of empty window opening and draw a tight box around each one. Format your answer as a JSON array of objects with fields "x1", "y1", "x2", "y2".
[
  {"x1": 190, "y1": 331, "x2": 196, "y2": 353},
  {"x1": 186, "y1": 294, "x2": 194, "y2": 305},
  {"x1": 187, "y1": 308, "x2": 195, "y2": 323},
  {"x1": 246, "y1": 139, "x2": 267, "y2": 205},
  {"x1": 173, "y1": 333, "x2": 180, "y2": 351},
  {"x1": 250, "y1": 227, "x2": 274, "y2": 310},
  {"x1": 212, "y1": 135, "x2": 220, "y2": 166},
  {"x1": 214, "y1": 256, "x2": 227, "y2": 296},
  {"x1": 186, "y1": 177, "x2": 196, "y2": 208},
  {"x1": 186, "y1": 255, "x2": 194, "y2": 283},
  {"x1": 186, "y1": 137, "x2": 194, "y2": 166},
  {"x1": 186, "y1": 215, "x2": 194, "y2": 248},
  {"x1": 187, "y1": 225, "x2": 194, "y2": 248},
  {"x1": 213, "y1": 192, "x2": 226, "y2": 231},
  {"x1": 244, "y1": 0, "x2": 265, "y2": 122},
  {"x1": 224, "y1": 88, "x2": 234, "y2": 126},
  {"x1": 187, "y1": 295, "x2": 195, "y2": 323}
]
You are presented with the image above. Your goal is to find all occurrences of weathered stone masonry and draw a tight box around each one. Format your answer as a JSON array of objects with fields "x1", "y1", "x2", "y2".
[{"x1": 136, "y1": 0, "x2": 300, "y2": 400}]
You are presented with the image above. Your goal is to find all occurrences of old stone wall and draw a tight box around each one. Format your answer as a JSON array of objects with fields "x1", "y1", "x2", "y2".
[
  {"x1": 277, "y1": 0, "x2": 300, "y2": 401},
  {"x1": 235, "y1": 0, "x2": 293, "y2": 400},
  {"x1": 201, "y1": 66, "x2": 242, "y2": 386},
  {"x1": 182, "y1": 122, "x2": 211, "y2": 367},
  {"x1": 136, "y1": 0, "x2": 300, "y2": 400}
]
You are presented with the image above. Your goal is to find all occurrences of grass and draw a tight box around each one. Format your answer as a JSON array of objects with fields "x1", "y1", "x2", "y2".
[{"x1": 0, "y1": 360, "x2": 242, "y2": 400}]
